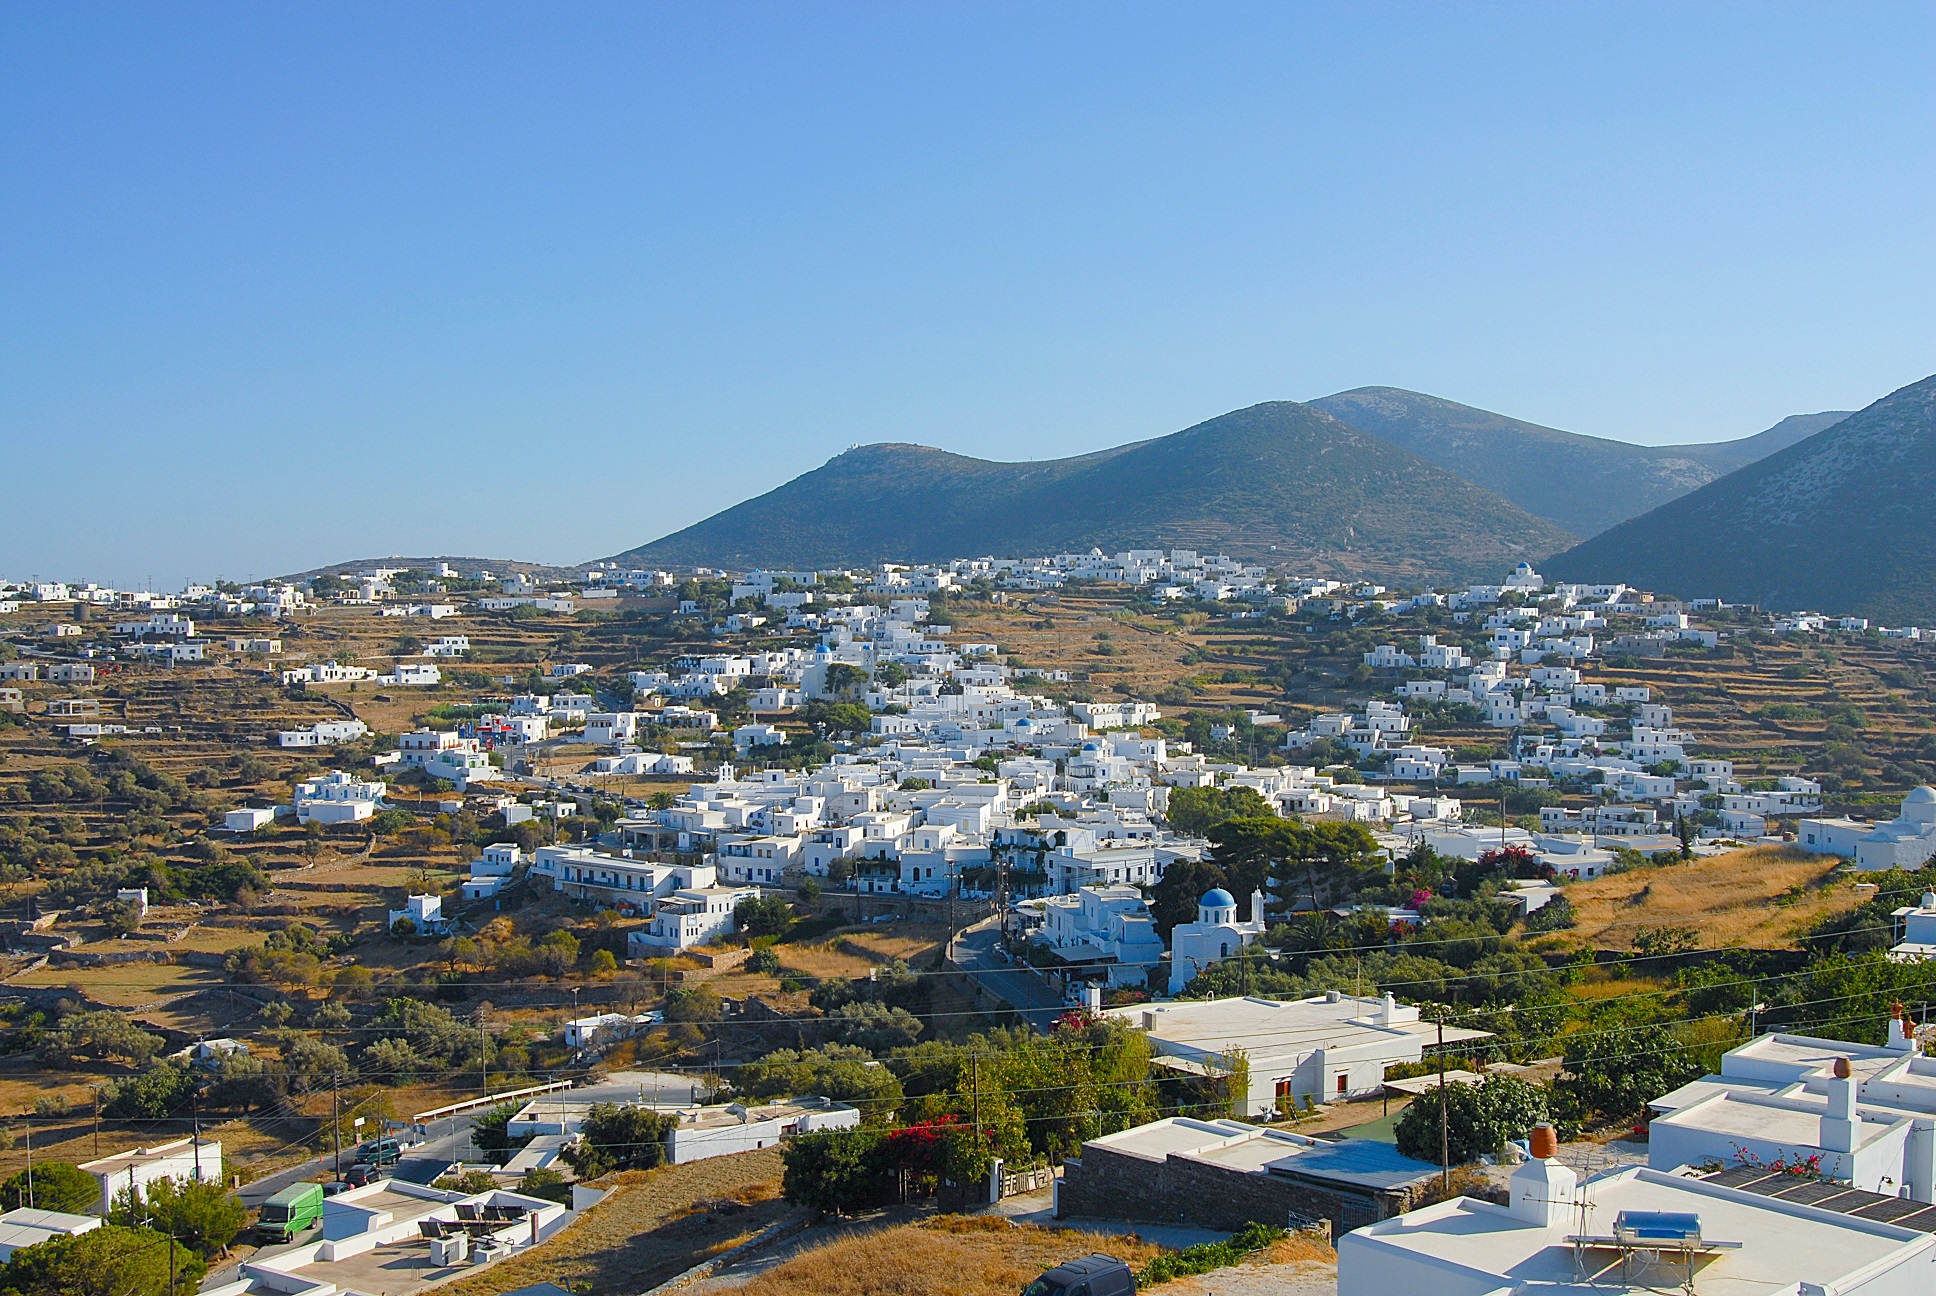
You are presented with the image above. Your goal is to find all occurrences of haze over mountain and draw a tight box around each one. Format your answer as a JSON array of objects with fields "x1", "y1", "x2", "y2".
[
  {"x1": 609, "y1": 402, "x2": 1576, "y2": 585},
  {"x1": 1545, "y1": 373, "x2": 1936, "y2": 623},
  {"x1": 1307, "y1": 387, "x2": 1849, "y2": 537}
]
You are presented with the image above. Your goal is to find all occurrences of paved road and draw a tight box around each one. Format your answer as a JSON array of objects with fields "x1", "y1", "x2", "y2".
[
  {"x1": 236, "y1": 1153, "x2": 336, "y2": 1209},
  {"x1": 241, "y1": 1071, "x2": 704, "y2": 1203},
  {"x1": 951, "y1": 918, "x2": 1067, "y2": 1031}
]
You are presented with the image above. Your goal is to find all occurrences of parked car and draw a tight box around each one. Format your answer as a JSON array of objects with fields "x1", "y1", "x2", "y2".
[
  {"x1": 1020, "y1": 1254, "x2": 1135, "y2": 1296},
  {"x1": 343, "y1": 1161, "x2": 385, "y2": 1188}
]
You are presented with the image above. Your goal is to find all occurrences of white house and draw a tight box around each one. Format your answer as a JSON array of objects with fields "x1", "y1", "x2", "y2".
[
  {"x1": 1167, "y1": 887, "x2": 1268, "y2": 994},
  {"x1": 1033, "y1": 884, "x2": 1165, "y2": 989},
  {"x1": 1110, "y1": 992, "x2": 1491, "y2": 1115},
  {"x1": 388, "y1": 893, "x2": 449, "y2": 935},
  {"x1": 1891, "y1": 891, "x2": 1936, "y2": 960},
  {"x1": 278, "y1": 719, "x2": 371, "y2": 748},
  {"x1": 225, "y1": 806, "x2": 279, "y2": 832},
  {"x1": 1800, "y1": 787, "x2": 1936, "y2": 871},
  {"x1": 292, "y1": 771, "x2": 387, "y2": 824},
  {"x1": 79, "y1": 1135, "x2": 222, "y2": 1213},
  {"x1": 626, "y1": 884, "x2": 762, "y2": 953},
  {"x1": 664, "y1": 1098, "x2": 861, "y2": 1164},
  {"x1": 586, "y1": 712, "x2": 638, "y2": 746},
  {"x1": 399, "y1": 728, "x2": 499, "y2": 787},
  {"x1": 1647, "y1": 1012, "x2": 1935, "y2": 1204},
  {"x1": 378, "y1": 662, "x2": 441, "y2": 687},
  {"x1": 733, "y1": 722, "x2": 787, "y2": 751}
]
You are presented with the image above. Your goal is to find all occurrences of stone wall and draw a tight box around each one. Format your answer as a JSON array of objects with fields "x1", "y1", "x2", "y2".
[{"x1": 1058, "y1": 1142, "x2": 1416, "y2": 1239}]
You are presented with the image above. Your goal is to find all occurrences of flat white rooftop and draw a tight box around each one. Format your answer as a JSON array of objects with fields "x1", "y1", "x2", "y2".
[
  {"x1": 1113, "y1": 994, "x2": 1491, "y2": 1062},
  {"x1": 1723, "y1": 1033, "x2": 1908, "y2": 1084},
  {"x1": 80, "y1": 1134, "x2": 216, "y2": 1175},
  {"x1": 0, "y1": 1208, "x2": 99, "y2": 1258},
  {"x1": 1653, "y1": 1090, "x2": 1902, "y2": 1154},
  {"x1": 1341, "y1": 1166, "x2": 1936, "y2": 1296}
]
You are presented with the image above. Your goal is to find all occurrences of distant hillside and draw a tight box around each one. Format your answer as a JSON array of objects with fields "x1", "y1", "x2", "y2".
[
  {"x1": 1308, "y1": 387, "x2": 1849, "y2": 537},
  {"x1": 1677, "y1": 411, "x2": 1851, "y2": 474},
  {"x1": 1545, "y1": 374, "x2": 1936, "y2": 623},
  {"x1": 279, "y1": 555, "x2": 576, "y2": 583},
  {"x1": 608, "y1": 402, "x2": 1577, "y2": 585}
]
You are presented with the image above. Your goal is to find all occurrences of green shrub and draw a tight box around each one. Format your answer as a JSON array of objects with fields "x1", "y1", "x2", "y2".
[
  {"x1": 1137, "y1": 1222, "x2": 1285, "y2": 1285},
  {"x1": 1394, "y1": 1074, "x2": 1550, "y2": 1165}
]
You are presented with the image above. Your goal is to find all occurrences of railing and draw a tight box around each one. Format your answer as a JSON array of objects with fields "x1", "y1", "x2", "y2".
[{"x1": 413, "y1": 1079, "x2": 575, "y2": 1123}]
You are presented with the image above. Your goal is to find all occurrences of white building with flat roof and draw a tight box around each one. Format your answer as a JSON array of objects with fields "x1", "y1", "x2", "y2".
[
  {"x1": 664, "y1": 1098, "x2": 860, "y2": 1163},
  {"x1": 79, "y1": 1135, "x2": 221, "y2": 1213},
  {"x1": 1891, "y1": 891, "x2": 1936, "y2": 961},
  {"x1": 1800, "y1": 787, "x2": 1936, "y2": 871},
  {"x1": 626, "y1": 884, "x2": 761, "y2": 952},
  {"x1": 292, "y1": 771, "x2": 386, "y2": 824},
  {"x1": 225, "y1": 806, "x2": 279, "y2": 832},
  {"x1": 0, "y1": 1208, "x2": 99, "y2": 1260},
  {"x1": 1646, "y1": 1011, "x2": 1936, "y2": 1203},
  {"x1": 1341, "y1": 1139, "x2": 1936, "y2": 1296},
  {"x1": 1033, "y1": 884, "x2": 1165, "y2": 989},
  {"x1": 1109, "y1": 992, "x2": 1491, "y2": 1116}
]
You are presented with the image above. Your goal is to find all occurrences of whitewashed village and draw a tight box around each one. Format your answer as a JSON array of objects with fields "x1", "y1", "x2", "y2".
[{"x1": 2, "y1": 544, "x2": 1936, "y2": 1296}]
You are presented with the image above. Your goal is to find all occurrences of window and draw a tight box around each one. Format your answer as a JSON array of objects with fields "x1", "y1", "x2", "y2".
[
  {"x1": 1275, "y1": 1078, "x2": 1294, "y2": 1101},
  {"x1": 1337, "y1": 1074, "x2": 1348, "y2": 1095}
]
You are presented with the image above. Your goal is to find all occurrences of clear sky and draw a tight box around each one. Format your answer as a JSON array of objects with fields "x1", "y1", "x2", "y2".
[{"x1": 4, "y1": 3, "x2": 1932, "y2": 584}]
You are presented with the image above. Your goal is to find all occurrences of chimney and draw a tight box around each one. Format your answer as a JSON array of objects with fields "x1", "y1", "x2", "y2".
[
  {"x1": 1822, "y1": 1057, "x2": 1862, "y2": 1154},
  {"x1": 1889, "y1": 1002, "x2": 1916, "y2": 1053},
  {"x1": 1509, "y1": 1125, "x2": 1576, "y2": 1226},
  {"x1": 1380, "y1": 993, "x2": 1397, "y2": 1026}
]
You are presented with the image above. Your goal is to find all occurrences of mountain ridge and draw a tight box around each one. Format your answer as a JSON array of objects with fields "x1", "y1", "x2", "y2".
[
  {"x1": 1545, "y1": 373, "x2": 1936, "y2": 623},
  {"x1": 608, "y1": 401, "x2": 1577, "y2": 585},
  {"x1": 1307, "y1": 387, "x2": 1849, "y2": 536}
]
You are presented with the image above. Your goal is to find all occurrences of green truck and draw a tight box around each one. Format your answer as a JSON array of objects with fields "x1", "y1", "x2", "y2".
[{"x1": 257, "y1": 1181, "x2": 325, "y2": 1244}]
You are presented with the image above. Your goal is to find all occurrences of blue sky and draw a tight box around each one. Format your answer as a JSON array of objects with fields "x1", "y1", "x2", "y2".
[{"x1": 4, "y1": 3, "x2": 1932, "y2": 583}]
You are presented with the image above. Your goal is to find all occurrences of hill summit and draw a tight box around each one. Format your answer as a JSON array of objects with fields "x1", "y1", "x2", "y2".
[
  {"x1": 1545, "y1": 373, "x2": 1936, "y2": 622},
  {"x1": 609, "y1": 401, "x2": 1576, "y2": 584},
  {"x1": 1308, "y1": 387, "x2": 1849, "y2": 536}
]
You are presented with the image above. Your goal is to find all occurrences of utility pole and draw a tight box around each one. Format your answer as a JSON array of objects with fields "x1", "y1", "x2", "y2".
[
  {"x1": 971, "y1": 1056, "x2": 981, "y2": 1144},
  {"x1": 331, "y1": 1075, "x2": 342, "y2": 1179},
  {"x1": 1437, "y1": 1013, "x2": 1449, "y2": 1191},
  {"x1": 478, "y1": 1008, "x2": 489, "y2": 1097},
  {"x1": 22, "y1": 1115, "x2": 32, "y2": 1209},
  {"x1": 191, "y1": 1087, "x2": 201, "y2": 1182},
  {"x1": 92, "y1": 1086, "x2": 101, "y2": 1160}
]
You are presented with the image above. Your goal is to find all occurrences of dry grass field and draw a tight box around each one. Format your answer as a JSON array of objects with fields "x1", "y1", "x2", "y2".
[
  {"x1": 731, "y1": 1215, "x2": 1337, "y2": 1296},
  {"x1": 437, "y1": 1147, "x2": 792, "y2": 1296},
  {"x1": 1555, "y1": 846, "x2": 1856, "y2": 951},
  {"x1": 735, "y1": 1216, "x2": 1170, "y2": 1296}
]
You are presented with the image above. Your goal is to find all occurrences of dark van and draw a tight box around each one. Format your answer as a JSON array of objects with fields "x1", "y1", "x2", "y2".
[
  {"x1": 354, "y1": 1137, "x2": 403, "y2": 1167},
  {"x1": 1020, "y1": 1254, "x2": 1136, "y2": 1296}
]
